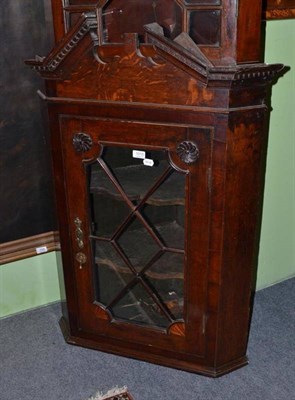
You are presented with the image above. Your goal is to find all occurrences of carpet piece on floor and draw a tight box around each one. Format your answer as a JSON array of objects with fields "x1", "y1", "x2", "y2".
[{"x1": 87, "y1": 386, "x2": 133, "y2": 400}]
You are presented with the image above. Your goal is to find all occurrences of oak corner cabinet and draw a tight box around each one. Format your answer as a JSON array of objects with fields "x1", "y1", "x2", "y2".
[{"x1": 26, "y1": 0, "x2": 284, "y2": 377}]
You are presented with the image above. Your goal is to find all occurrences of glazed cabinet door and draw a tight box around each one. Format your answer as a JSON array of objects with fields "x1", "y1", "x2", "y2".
[{"x1": 60, "y1": 116, "x2": 212, "y2": 360}]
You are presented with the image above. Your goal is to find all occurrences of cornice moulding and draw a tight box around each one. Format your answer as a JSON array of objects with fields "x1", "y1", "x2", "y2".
[{"x1": 25, "y1": 11, "x2": 284, "y2": 87}]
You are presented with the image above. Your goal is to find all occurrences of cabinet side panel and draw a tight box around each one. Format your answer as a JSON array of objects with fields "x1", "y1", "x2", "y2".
[{"x1": 216, "y1": 108, "x2": 269, "y2": 366}]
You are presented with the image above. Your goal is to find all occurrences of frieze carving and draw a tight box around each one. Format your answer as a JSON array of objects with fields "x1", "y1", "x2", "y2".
[
  {"x1": 234, "y1": 67, "x2": 279, "y2": 82},
  {"x1": 39, "y1": 25, "x2": 87, "y2": 72},
  {"x1": 176, "y1": 141, "x2": 200, "y2": 164},
  {"x1": 72, "y1": 132, "x2": 93, "y2": 153},
  {"x1": 46, "y1": 25, "x2": 90, "y2": 72}
]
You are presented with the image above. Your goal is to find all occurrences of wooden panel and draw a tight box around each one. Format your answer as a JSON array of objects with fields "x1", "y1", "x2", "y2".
[
  {"x1": 237, "y1": 0, "x2": 263, "y2": 63},
  {"x1": 0, "y1": 0, "x2": 56, "y2": 244},
  {"x1": 51, "y1": 0, "x2": 66, "y2": 42},
  {"x1": 216, "y1": 108, "x2": 268, "y2": 365},
  {"x1": 0, "y1": 231, "x2": 60, "y2": 265},
  {"x1": 55, "y1": 44, "x2": 223, "y2": 108}
]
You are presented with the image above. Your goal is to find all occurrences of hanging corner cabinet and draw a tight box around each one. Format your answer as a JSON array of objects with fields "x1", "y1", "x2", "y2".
[{"x1": 26, "y1": 0, "x2": 284, "y2": 377}]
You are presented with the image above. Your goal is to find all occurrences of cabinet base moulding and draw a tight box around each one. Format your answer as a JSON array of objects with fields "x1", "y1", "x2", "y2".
[{"x1": 59, "y1": 317, "x2": 249, "y2": 378}]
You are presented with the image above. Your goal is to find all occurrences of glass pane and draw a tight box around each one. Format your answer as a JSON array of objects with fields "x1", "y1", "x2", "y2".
[
  {"x1": 147, "y1": 169, "x2": 185, "y2": 206},
  {"x1": 144, "y1": 252, "x2": 184, "y2": 320},
  {"x1": 88, "y1": 144, "x2": 186, "y2": 330},
  {"x1": 111, "y1": 282, "x2": 171, "y2": 328},
  {"x1": 92, "y1": 240, "x2": 134, "y2": 305},
  {"x1": 117, "y1": 216, "x2": 161, "y2": 272},
  {"x1": 141, "y1": 169, "x2": 185, "y2": 250},
  {"x1": 89, "y1": 162, "x2": 131, "y2": 238},
  {"x1": 101, "y1": 146, "x2": 169, "y2": 201},
  {"x1": 141, "y1": 204, "x2": 184, "y2": 249},
  {"x1": 90, "y1": 192, "x2": 131, "y2": 238},
  {"x1": 189, "y1": 10, "x2": 221, "y2": 46}
]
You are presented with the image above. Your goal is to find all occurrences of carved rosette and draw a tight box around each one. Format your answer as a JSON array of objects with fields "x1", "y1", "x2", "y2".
[
  {"x1": 72, "y1": 132, "x2": 93, "y2": 153},
  {"x1": 176, "y1": 141, "x2": 199, "y2": 164}
]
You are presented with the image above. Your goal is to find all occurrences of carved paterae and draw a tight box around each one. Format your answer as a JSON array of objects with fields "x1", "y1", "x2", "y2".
[
  {"x1": 72, "y1": 132, "x2": 93, "y2": 153},
  {"x1": 46, "y1": 25, "x2": 89, "y2": 71},
  {"x1": 176, "y1": 141, "x2": 199, "y2": 164}
]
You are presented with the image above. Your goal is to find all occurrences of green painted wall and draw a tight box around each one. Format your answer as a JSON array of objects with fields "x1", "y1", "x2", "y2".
[
  {"x1": 257, "y1": 19, "x2": 295, "y2": 289},
  {"x1": 0, "y1": 20, "x2": 294, "y2": 318},
  {"x1": 0, "y1": 252, "x2": 60, "y2": 318}
]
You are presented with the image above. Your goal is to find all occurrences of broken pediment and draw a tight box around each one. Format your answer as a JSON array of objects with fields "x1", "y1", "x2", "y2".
[
  {"x1": 25, "y1": 11, "x2": 213, "y2": 79},
  {"x1": 25, "y1": 10, "x2": 284, "y2": 102}
]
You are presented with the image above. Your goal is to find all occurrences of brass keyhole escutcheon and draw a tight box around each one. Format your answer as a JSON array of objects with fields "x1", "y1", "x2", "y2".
[{"x1": 76, "y1": 252, "x2": 87, "y2": 269}]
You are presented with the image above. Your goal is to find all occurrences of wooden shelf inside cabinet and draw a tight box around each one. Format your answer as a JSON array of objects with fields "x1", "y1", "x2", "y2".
[{"x1": 90, "y1": 162, "x2": 185, "y2": 206}]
